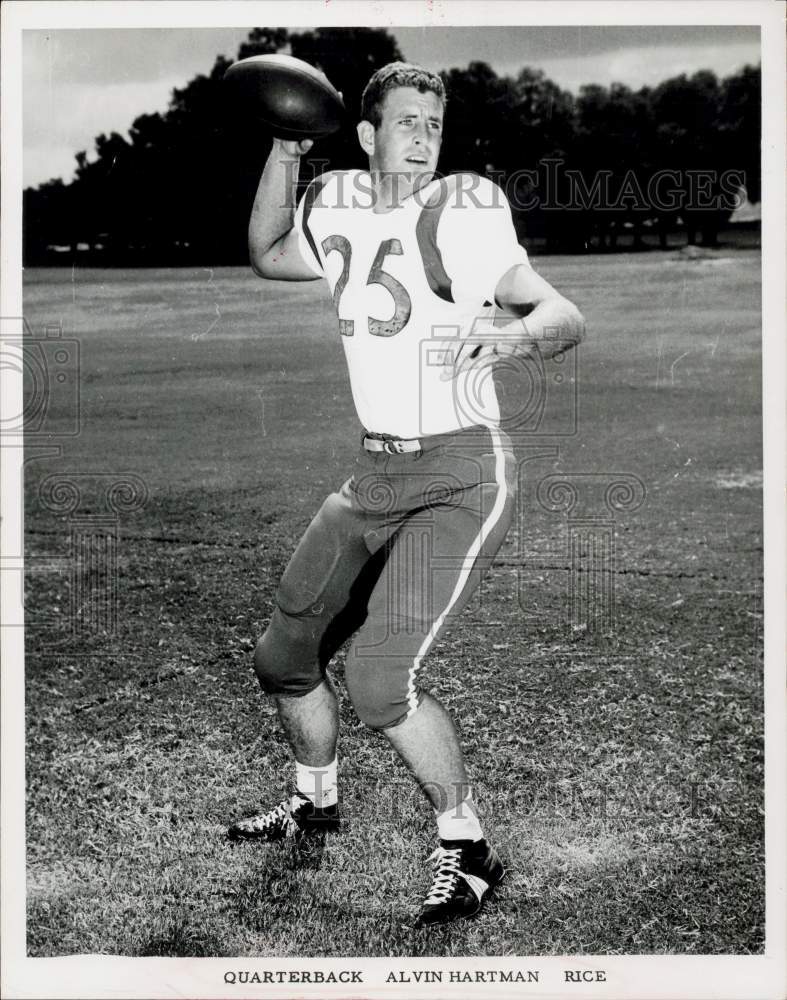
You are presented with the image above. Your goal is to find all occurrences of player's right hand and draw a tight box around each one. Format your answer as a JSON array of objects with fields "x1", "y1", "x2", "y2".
[{"x1": 275, "y1": 138, "x2": 314, "y2": 156}]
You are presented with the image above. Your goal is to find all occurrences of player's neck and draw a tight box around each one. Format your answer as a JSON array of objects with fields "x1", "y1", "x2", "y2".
[{"x1": 368, "y1": 169, "x2": 436, "y2": 213}]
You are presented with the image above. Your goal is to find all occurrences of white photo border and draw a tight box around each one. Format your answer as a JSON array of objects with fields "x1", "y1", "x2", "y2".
[{"x1": 2, "y1": 2, "x2": 784, "y2": 998}]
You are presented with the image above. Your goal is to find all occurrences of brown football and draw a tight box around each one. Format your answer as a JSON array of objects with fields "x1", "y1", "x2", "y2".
[{"x1": 224, "y1": 54, "x2": 346, "y2": 140}]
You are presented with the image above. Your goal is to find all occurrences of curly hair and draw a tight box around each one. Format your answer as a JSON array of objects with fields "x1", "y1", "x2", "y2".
[{"x1": 360, "y1": 62, "x2": 446, "y2": 128}]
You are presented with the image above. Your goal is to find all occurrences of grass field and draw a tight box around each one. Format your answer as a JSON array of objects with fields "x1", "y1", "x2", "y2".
[{"x1": 22, "y1": 247, "x2": 764, "y2": 956}]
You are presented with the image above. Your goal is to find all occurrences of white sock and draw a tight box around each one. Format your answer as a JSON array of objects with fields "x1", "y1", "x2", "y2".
[
  {"x1": 295, "y1": 757, "x2": 338, "y2": 808},
  {"x1": 435, "y1": 792, "x2": 484, "y2": 842}
]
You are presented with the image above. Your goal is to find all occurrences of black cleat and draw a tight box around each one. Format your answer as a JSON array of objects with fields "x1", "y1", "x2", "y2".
[
  {"x1": 416, "y1": 838, "x2": 505, "y2": 926},
  {"x1": 227, "y1": 793, "x2": 340, "y2": 843}
]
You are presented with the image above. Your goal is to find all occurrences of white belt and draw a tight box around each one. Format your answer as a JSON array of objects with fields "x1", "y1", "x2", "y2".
[{"x1": 362, "y1": 434, "x2": 422, "y2": 454}]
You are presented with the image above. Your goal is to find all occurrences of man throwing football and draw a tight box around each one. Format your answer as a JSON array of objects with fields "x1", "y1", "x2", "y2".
[{"x1": 229, "y1": 62, "x2": 585, "y2": 926}]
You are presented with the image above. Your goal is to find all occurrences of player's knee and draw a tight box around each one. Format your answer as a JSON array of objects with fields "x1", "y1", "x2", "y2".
[
  {"x1": 251, "y1": 616, "x2": 321, "y2": 697},
  {"x1": 252, "y1": 629, "x2": 282, "y2": 692},
  {"x1": 347, "y1": 691, "x2": 398, "y2": 729},
  {"x1": 344, "y1": 655, "x2": 410, "y2": 730}
]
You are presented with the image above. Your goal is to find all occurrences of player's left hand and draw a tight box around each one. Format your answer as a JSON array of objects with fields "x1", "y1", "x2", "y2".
[{"x1": 440, "y1": 324, "x2": 523, "y2": 381}]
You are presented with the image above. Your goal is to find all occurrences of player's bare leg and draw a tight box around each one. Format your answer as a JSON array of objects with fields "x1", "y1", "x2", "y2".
[
  {"x1": 384, "y1": 692, "x2": 505, "y2": 925},
  {"x1": 228, "y1": 679, "x2": 340, "y2": 842},
  {"x1": 275, "y1": 678, "x2": 339, "y2": 767},
  {"x1": 383, "y1": 691, "x2": 470, "y2": 816}
]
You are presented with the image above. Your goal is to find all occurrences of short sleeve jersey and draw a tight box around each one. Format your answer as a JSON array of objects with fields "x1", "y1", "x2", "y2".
[{"x1": 292, "y1": 170, "x2": 529, "y2": 437}]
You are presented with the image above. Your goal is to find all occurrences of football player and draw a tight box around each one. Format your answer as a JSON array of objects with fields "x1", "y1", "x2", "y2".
[{"x1": 229, "y1": 62, "x2": 585, "y2": 926}]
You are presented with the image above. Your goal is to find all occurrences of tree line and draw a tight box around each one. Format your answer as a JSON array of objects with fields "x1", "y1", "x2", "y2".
[{"x1": 23, "y1": 27, "x2": 760, "y2": 265}]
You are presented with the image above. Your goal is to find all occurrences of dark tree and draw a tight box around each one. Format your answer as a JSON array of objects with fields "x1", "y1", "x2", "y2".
[
  {"x1": 572, "y1": 82, "x2": 653, "y2": 249},
  {"x1": 717, "y1": 64, "x2": 761, "y2": 203},
  {"x1": 289, "y1": 27, "x2": 404, "y2": 177},
  {"x1": 649, "y1": 70, "x2": 724, "y2": 244},
  {"x1": 237, "y1": 27, "x2": 289, "y2": 60},
  {"x1": 21, "y1": 30, "x2": 761, "y2": 264},
  {"x1": 438, "y1": 62, "x2": 515, "y2": 175}
]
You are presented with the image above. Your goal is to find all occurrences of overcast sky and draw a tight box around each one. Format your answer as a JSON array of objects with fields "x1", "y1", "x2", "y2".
[{"x1": 23, "y1": 25, "x2": 760, "y2": 189}]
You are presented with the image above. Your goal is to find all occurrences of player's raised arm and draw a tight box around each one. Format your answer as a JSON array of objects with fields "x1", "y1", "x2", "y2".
[{"x1": 248, "y1": 138, "x2": 322, "y2": 281}]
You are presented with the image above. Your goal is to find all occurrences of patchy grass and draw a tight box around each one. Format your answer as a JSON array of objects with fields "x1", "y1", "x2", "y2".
[{"x1": 23, "y1": 253, "x2": 763, "y2": 955}]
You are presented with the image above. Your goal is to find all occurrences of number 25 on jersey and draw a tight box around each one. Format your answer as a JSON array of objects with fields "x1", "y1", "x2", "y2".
[{"x1": 321, "y1": 235, "x2": 413, "y2": 338}]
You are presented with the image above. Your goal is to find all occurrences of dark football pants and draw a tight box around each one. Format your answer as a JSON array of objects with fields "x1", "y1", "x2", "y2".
[{"x1": 254, "y1": 426, "x2": 516, "y2": 729}]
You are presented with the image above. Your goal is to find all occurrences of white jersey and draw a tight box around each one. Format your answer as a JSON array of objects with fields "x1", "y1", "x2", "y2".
[{"x1": 293, "y1": 170, "x2": 529, "y2": 437}]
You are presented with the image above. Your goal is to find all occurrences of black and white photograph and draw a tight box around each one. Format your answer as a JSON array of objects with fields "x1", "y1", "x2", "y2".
[{"x1": 1, "y1": 2, "x2": 784, "y2": 998}]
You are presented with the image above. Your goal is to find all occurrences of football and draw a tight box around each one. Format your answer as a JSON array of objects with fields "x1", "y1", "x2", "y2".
[{"x1": 224, "y1": 54, "x2": 346, "y2": 141}]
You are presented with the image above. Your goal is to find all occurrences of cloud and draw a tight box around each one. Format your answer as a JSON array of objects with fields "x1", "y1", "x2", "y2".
[
  {"x1": 506, "y1": 42, "x2": 760, "y2": 93},
  {"x1": 24, "y1": 77, "x2": 186, "y2": 186},
  {"x1": 395, "y1": 25, "x2": 759, "y2": 76},
  {"x1": 22, "y1": 28, "x2": 249, "y2": 86},
  {"x1": 24, "y1": 147, "x2": 82, "y2": 189},
  {"x1": 21, "y1": 27, "x2": 253, "y2": 186},
  {"x1": 20, "y1": 27, "x2": 761, "y2": 188}
]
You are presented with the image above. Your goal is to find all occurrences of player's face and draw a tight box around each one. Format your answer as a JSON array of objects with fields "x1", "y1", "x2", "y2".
[{"x1": 367, "y1": 86, "x2": 444, "y2": 190}]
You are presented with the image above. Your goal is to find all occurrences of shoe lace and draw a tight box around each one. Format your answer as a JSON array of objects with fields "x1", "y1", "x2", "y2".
[
  {"x1": 257, "y1": 801, "x2": 290, "y2": 830},
  {"x1": 423, "y1": 846, "x2": 463, "y2": 905},
  {"x1": 246, "y1": 799, "x2": 291, "y2": 834}
]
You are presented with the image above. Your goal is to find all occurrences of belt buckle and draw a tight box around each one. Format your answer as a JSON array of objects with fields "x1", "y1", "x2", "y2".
[{"x1": 384, "y1": 439, "x2": 404, "y2": 454}]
